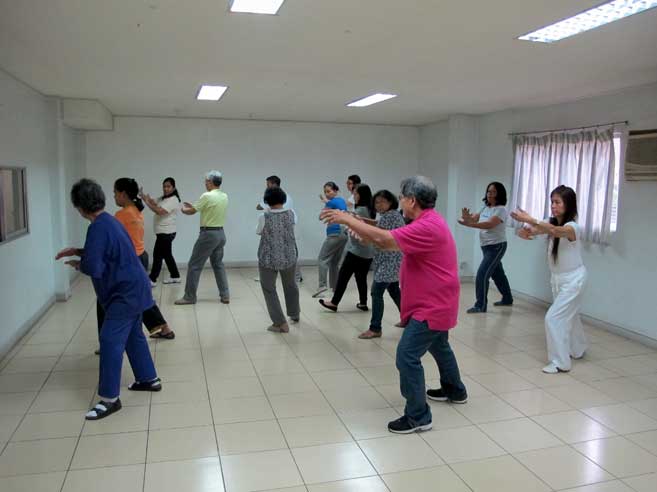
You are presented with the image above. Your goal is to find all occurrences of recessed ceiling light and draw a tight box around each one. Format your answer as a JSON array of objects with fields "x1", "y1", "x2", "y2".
[
  {"x1": 229, "y1": 0, "x2": 285, "y2": 15},
  {"x1": 347, "y1": 93, "x2": 398, "y2": 108},
  {"x1": 196, "y1": 85, "x2": 228, "y2": 101},
  {"x1": 518, "y1": 0, "x2": 657, "y2": 43}
]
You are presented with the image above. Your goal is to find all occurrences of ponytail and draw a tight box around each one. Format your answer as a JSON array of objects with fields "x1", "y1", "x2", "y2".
[{"x1": 114, "y1": 177, "x2": 144, "y2": 212}]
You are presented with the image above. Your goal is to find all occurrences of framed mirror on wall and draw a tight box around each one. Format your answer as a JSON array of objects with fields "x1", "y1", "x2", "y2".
[{"x1": 0, "y1": 167, "x2": 29, "y2": 244}]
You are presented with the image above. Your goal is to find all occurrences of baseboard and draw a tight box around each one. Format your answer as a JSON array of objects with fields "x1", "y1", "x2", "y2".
[
  {"x1": 512, "y1": 289, "x2": 657, "y2": 350},
  {"x1": 0, "y1": 295, "x2": 56, "y2": 364}
]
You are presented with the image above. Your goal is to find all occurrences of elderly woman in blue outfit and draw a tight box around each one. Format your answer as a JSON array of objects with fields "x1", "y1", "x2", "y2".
[{"x1": 56, "y1": 179, "x2": 162, "y2": 420}]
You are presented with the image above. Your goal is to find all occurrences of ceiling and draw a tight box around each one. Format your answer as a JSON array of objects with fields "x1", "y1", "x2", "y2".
[{"x1": 1, "y1": 0, "x2": 656, "y2": 125}]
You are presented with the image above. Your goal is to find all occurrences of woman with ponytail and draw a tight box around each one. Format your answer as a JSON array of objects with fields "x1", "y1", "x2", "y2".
[
  {"x1": 106, "y1": 178, "x2": 175, "y2": 339},
  {"x1": 511, "y1": 185, "x2": 588, "y2": 374},
  {"x1": 141, "y1": 177, "x2": 182, "y2": 285}
]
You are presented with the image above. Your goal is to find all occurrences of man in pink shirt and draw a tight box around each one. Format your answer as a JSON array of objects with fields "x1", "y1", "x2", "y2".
[{"x1": 321, "y1": 176, "x2": 467, "y2": 433}]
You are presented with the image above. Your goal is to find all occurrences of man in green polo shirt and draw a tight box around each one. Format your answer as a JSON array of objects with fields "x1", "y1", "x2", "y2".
[{"x1": 175, "y1": 170, "x2": 230, "y2": 305}]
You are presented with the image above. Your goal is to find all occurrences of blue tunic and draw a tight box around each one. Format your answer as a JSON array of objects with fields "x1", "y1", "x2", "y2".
[{"x1": 80, "y1": 212, "x2": 153, "y2": 319}]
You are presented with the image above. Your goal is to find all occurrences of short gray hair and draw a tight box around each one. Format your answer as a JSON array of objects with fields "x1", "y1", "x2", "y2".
[
  {"x1": 205, "y1": 170, "x2": 223, "y2": 186},
  {"x1": 400, "y1": 176, "x2": 437, "y2": 210}
]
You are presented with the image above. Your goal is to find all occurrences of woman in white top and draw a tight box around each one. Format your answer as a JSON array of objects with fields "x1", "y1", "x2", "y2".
[
  {"x1": 512, "y1": 185, "x2": 588, "y2": 374},
  {"x1": 459, "y1": 182, "x2": 514, "y2": 313},
  {"x1": 141, "y1": 177, "x2": 181, "y2": 285}
]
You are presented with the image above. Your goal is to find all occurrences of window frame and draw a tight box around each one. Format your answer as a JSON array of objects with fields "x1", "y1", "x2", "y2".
[{"x1": 0, "y1": 166, "x2": 30, "y2": 245}]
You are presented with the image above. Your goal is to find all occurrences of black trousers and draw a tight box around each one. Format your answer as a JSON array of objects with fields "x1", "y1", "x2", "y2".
[
  {"x1": 97, "y1": 252, "x2": 167, "y2": 336},
  {"x1": 331, "y1": 252, "x2": 373, "y2": 306},
  {"x1": 149, "y1": 233, "x2": 180, "y2": 282}
]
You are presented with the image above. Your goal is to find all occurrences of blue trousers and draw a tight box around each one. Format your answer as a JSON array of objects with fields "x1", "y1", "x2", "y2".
[
  {"x1": 396, "y1": 318, "x2": 467, "y2": 426},
  {"x1": 475, "y1": 242, "x2": 513, "y2": 311},
  {"x1": 98, "y1": 315, "x2": 157, "y2": 399}
]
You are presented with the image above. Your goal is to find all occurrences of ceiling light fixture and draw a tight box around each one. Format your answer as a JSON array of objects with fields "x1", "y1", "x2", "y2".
[
  {"x1": 518, "y1": 0, "x2": 657, "y2": 43},
  {"x1": 347, "y1": 93, "x2": 398, "y2": 108},
  {"x1": 229, "y1": 0, "x2": 285, "y2": 15},
  {"x1": 196, "y1": 85, "x2": 229, "y2": 101}
]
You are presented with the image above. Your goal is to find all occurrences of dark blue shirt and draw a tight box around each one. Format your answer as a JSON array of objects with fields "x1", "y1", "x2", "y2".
[
  {"x1": 325, "y1": 197, "x2": 347, "y2": 236},
  {"x1": 80, "y1": 212, "x2": 153, "y2": 319}
]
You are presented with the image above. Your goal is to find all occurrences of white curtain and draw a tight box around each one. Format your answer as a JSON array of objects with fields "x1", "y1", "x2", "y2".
[{"x1": 511, "y1": 126, "x2": 619, "y2": 244}]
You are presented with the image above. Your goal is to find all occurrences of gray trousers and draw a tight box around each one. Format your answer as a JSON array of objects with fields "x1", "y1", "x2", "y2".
[
  {"x1": 183, "y1": 229, "x2": 230, "y2": 302},
  {"x1": 317, "y1": 234, "x2": 347, "y2": 289},
  {"x1": 259, "y1": 265, "x2": 300, "y2": 325}
]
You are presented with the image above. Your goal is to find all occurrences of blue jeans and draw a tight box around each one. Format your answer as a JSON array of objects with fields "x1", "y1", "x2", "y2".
[
  {"x1": 396, "y1": 319, "x2": 466, "y2": 426},
  {"x1": 369, "y1": 281, "x2": 401, "y2": 332},
  {"x1": 475, "y1": 242, "x2": 513, "y2": 311}
]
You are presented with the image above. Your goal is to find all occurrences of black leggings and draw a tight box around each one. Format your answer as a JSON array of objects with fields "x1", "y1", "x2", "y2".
[
  {"x1": 149, "y1": 233, "x2": 180, "y2": 282},
  {"x1": 97, "y1": 252, "x2": 168, "y2": 336},
  {"x1": 331, "y1": 252, "x2": 373, "y2": 306}
]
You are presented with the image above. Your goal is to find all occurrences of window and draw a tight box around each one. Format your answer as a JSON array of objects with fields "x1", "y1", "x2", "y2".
[
  {"x1": 511, "y1": 126, "x2": 622, "y2": 244},
  {"x1": 0, "y1": 167, "x2": 29, "y2": 244}
]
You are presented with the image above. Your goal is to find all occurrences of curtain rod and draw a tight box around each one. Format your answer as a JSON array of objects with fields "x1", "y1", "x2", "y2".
[{"x1": 508, "y1": 120, "x2": 628, "y2": 137}]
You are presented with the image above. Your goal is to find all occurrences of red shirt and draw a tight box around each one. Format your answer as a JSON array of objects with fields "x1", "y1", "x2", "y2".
[{"x1": 390, "y1": 208, "x2": 460, "y2": 330}]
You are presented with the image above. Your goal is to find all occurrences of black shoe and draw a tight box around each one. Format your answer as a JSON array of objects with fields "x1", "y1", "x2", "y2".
[
  {"x1": 388, "y1": 415, "x2": 432, "y2": 434},
  {"x1": 356, "y1": 303, "x2": 369, "y2": 312},
  {"x1": 493, "y1": 300, "x2": 513, "y2": 307},
  {"x1": 426, "y1": 388, "x2": 468, "y2": 404},
  {"x1": 128, "y1": 378, "x2": 162, "y2": 392},
  {"x1": 466, "y1": 306, "x2": 485, "y2": 314},
  {"x1": 85, "y1": 398, "x2": 122, "y2": 420}
]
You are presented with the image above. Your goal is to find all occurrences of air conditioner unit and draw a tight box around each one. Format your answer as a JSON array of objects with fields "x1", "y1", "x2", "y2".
[{"x1": 625, "y1": 130, "x2": 657, "y2": 181}]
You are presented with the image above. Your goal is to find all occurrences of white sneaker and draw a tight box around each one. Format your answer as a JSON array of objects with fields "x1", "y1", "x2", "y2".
[
  {"x1": 150, "y1": 281, "x2": 157, "y2": 288},
  {"x1": 162, "y1": 278, "x2": 181, "y2": 284},
  {"x1": 542, "y1": 363, "x2": 569, "y2": 374}
]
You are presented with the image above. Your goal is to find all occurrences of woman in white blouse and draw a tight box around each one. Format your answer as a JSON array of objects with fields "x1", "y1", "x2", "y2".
[
  {"x1": 511, "y1": 185, "x2": 588, "y2": 374},
  {"x1": 141, "y1": 177, "x2": 182, "y2": 286}
]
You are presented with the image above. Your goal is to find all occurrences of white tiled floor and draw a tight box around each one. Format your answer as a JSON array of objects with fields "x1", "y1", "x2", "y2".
[{"x1": 2, "y1": 267, "x2": 657, "y2": 492}]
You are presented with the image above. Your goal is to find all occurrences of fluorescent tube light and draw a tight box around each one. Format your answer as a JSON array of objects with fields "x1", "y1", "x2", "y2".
[
  {"x1": 196, "y1": 85, "x2": 228, "y2": 101},
  {"x1": 229, "y1": 0, "x2": 285, "y2": 15},
  {"x1": 347, "y1": 93, "x2": 398, "y2": 108},
  {"x1": 518, "y1": 0, "x2": 657, "y2": 43}
]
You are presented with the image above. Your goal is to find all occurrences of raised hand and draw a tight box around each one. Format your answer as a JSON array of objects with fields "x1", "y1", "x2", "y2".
[
  {"x1": 510, "y1": 208, "x2": 534, "y2": 224},
  {"x1": 517, "y1": 227, "x2": 534, "y2": 240},
  {"x1": 65, "y1": 259, "x2": 81, "y2": 270},
  {"x1": 55, "y1": 247, "x2": 79, "y2": 260},
  {"x1": 320, "y1": 209, "x2": 349, "y2": 225}
]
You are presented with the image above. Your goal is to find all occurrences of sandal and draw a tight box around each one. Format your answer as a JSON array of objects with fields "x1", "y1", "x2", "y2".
[
  {"x1": 150, "y1": 331, "x2": 175, "y2": 340},
  {"x1": 356, "y1": 303, "x2": 369, "y2": 312},
  {"x1": 358, "y1": 330, "x2": 381, "y2": 339},
  {"x1": 128, "y1": 378, "x2": 162, "y2": 392},
  {"x1": 319, "y1": 299, "x2": 338, "y2": 312},
  {"x1": 85, "y1": 399, "x2": 122, "y2": 420}
]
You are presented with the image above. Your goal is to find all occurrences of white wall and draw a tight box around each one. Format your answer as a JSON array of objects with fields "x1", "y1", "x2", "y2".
[
  {"x1": 419, "y1": 121, "x2": 449, "y2": 216},
  {"x1": 0, "y1": 71, "x2": 56, "y2": 356},
  {"x1": 0, "y1": 71, "x2": 86, "y2": 358},
  {"x1": 474, "y1": 83, "x2": 657, "y2": 341},
  {"x1": 85, "y1": 117, "x2": 420, "y2": 264}
]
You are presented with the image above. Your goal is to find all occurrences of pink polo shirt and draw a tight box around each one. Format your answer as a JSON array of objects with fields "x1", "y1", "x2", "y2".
[{"x1": 390, "y1": 208, "x2": 460, "y2": 331}]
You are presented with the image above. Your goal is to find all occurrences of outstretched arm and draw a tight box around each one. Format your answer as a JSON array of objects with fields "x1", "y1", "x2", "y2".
[
  {"x1": 320, "y1": 209, "x2": 399, "y2": 251},
  {"x1": 511, "y1": 209, "x2": 575, "y2": 241}
]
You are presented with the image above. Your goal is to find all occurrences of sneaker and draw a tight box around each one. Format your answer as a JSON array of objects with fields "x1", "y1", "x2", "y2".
[
  {"x1": 163, "y1": 278, "x2": 181, "y2": 284},
  {"x1": 388, "y1": 415, "x2": 432, "y2": 434},
  {"x1": 174, "y1": 298, "x2": 195, "y2": 305},
  {"x1": 312, "y1": 287, "x2": 328, "y2": 298},
  {"x1": 542, "y1": 363, "x2": 569, "y2": 374},
  {"x1": 426, "y1": 388, "x2": 468, "y2": 404},
  {"x1": 150, "y1": 281, "x2": 157, "y2": 288},
  {"x1": 466, "y1": 306, "x2": 485, "y2": 314},
  {"x1": 493, "y1": 300, "x2": 513, "y2": 307}
]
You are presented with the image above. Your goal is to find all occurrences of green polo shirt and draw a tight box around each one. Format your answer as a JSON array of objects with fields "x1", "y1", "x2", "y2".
[{"x1": 194, "y1": 189, "x2": 228, "y2": 227}]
